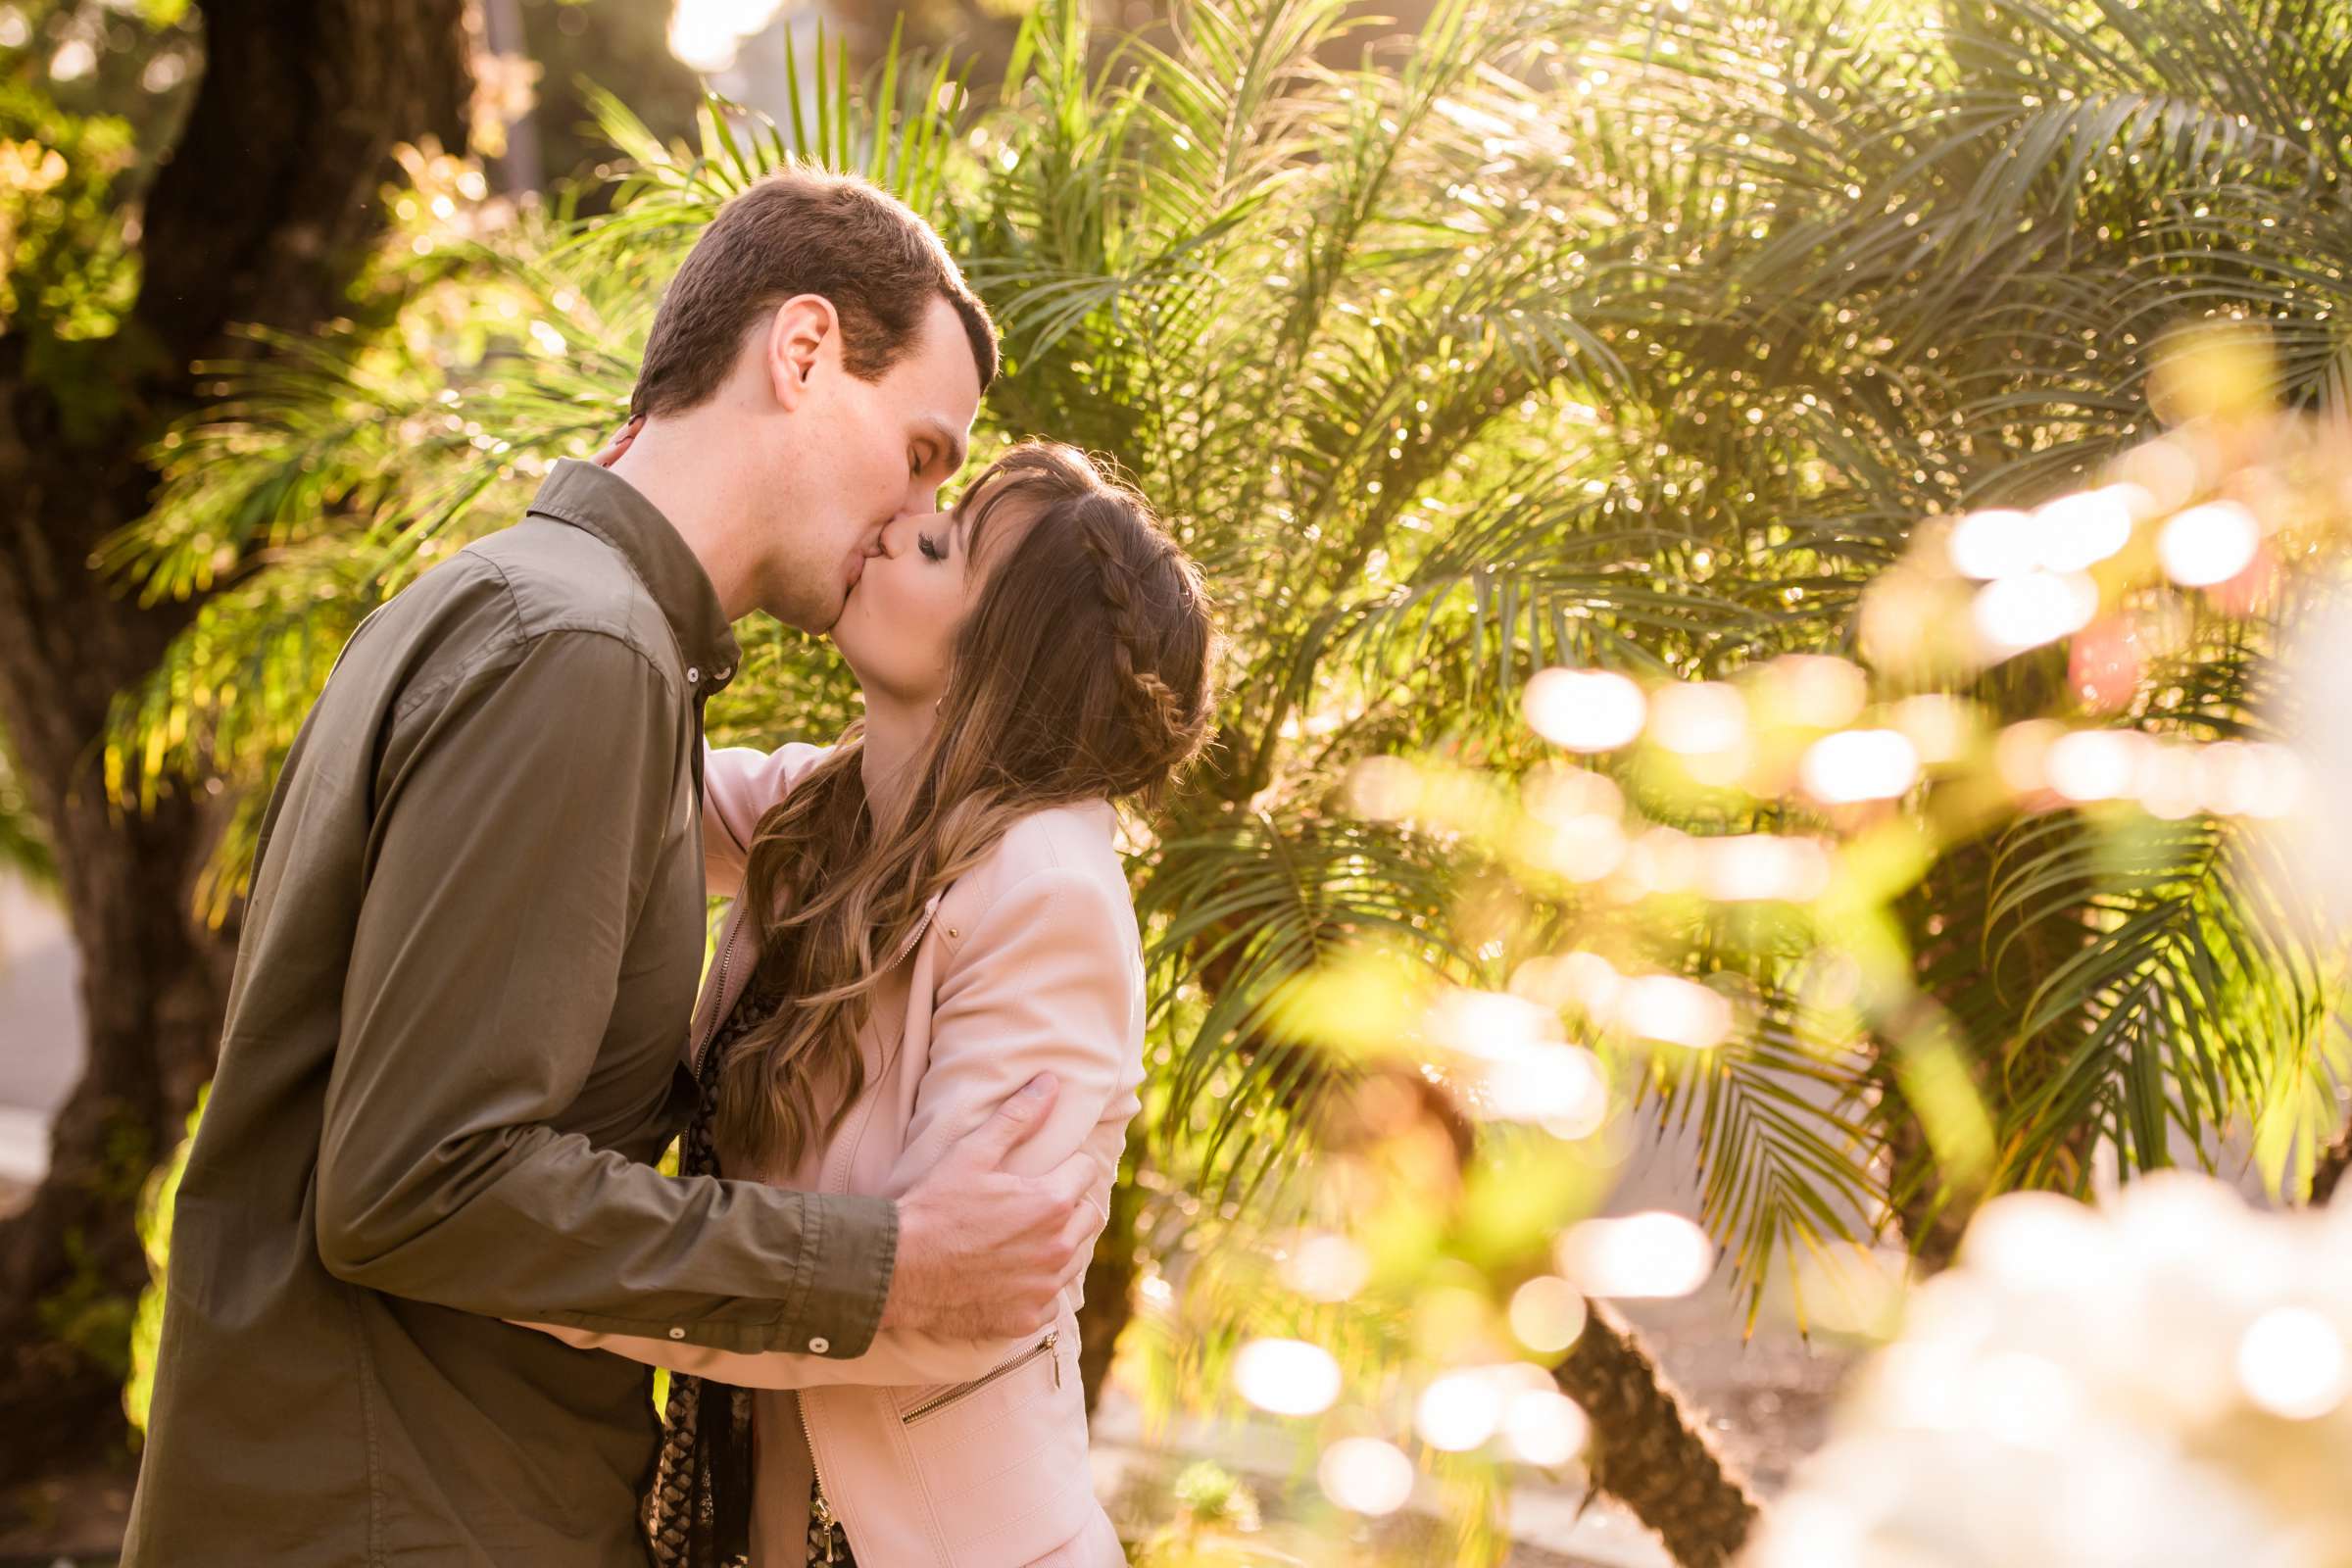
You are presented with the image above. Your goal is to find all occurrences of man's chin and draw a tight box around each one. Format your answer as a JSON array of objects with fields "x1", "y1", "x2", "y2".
[{"x1": 760, "y1": 585, "x2": 849, "y2": 637}]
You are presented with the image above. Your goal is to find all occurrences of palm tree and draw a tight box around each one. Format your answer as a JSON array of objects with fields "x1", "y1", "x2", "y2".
[
  {"x1": 1640, "y1": 0, "x2": 2352, "y2": 1241},
  {"x1": 957, "y1": 0, "x2": 2350, "y2": 1547}
]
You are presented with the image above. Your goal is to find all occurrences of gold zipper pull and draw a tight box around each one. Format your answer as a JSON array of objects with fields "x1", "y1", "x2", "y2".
[
  {"x1": 1048, "y1": 1331, "x2": 1061, "y2": 1390},
  {"x1": 812, "y1": 1487, "x2": 841, "y2": 1563}
]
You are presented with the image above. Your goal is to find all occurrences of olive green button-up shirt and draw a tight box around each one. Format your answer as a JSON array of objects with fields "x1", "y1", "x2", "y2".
[{"x1": 122, "y1": 461, "x2": 896, "y2": 1568}]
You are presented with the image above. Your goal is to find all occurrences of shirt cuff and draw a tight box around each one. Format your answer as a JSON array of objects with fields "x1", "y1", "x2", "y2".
[{"x1": 786, "y1": 1193, "x2": 897, "y2": 1359}]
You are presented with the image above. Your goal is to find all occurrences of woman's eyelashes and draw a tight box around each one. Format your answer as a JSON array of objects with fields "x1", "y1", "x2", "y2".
[{"x1": 917, "y1": 530, "x2": 948, "y2": 563}]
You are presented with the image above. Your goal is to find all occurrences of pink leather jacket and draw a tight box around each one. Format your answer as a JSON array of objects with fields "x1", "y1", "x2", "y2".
[{"x1": 535, "y1": 744, "x2": 1141, "y2": 1565}]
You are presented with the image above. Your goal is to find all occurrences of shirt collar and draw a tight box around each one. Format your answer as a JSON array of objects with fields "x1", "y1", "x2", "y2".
[{"x1": 526, "y1": 460, "x2": 740, "y2": 696}]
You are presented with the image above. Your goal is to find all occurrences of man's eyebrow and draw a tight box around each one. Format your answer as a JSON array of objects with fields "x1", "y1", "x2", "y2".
[{"x1": 920, "y1": 415, "x2": 968, "y2": 476}]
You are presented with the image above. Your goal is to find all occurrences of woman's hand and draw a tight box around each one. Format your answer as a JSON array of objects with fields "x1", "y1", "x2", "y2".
[{"x1": 590, "y1": 416, "x2": 643, "y2": 468}]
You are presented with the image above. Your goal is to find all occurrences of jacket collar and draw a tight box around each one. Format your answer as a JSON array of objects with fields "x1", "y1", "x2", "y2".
[{"x1": 526, "y1": 459, "x2": 740, "y2": 693}]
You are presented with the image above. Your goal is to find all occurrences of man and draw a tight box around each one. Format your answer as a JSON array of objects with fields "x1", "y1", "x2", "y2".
[{"x1": 126, "y1": 171, "x2": 1100, "y2": 1566}]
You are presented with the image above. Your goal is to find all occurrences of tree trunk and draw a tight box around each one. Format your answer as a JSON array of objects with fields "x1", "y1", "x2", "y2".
[
  {"x1": 0, "y1": 466, "x2": 222, "y2": 1474},
  {"x1": 1553, "y1": 1299, "x2": 1761, "y2": 1568},
  {"x1": 1881, "y1": 1109, "x2": 1969, "y2": 1276},
  {"x1": 1073, "y1": 1125, "x2": 1148, "y2": 1413},
  {"x1": 0, "y1": 0, "x2": 470, "y2": 1478}
]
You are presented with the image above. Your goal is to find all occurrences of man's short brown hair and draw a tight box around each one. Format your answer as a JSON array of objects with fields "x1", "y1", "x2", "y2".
[{"x1": 631, "y1": 168, "x2": 999, "y2": 419}]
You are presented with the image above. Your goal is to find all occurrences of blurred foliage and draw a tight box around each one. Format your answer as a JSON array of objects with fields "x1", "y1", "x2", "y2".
[
  {"x1": 122, "y1": 1086, "x2": 202, "y2": 1435},
  {"x1": 1129, "y1": 1460, "x2": 1287, "y2": 1566},
  {"x1": 0, "y1": 719, "x2": 52, "y2": 888},
  {"x1": 0, "y1": 78, "x2": 134, "y2": 342},
  {"x1": 81, "y1": 0, "x2": 2352, "y2": 1556},
  {"x1": 0, "y1": 1, "x2": 200, "y2": 158},
  {"x1": 0, "y1": 1, "x2": 195, "y2": 356}
]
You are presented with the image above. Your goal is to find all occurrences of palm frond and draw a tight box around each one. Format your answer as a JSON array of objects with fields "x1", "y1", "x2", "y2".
[
  {"x1": 1139, "y1": 807, "x2": 1463, "y2": 1200},
  {"x1": 1639, "y1": 1008, "x2": 1884, "y2": 1332}
]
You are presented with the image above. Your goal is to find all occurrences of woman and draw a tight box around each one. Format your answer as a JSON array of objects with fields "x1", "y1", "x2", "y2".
[{"x1": 530, "y1": 440, "x2": 1218, "y2": 1567}]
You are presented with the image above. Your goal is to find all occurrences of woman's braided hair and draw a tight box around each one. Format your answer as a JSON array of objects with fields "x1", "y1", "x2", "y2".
[{"x1": 1062, "y1": 467, "x2": 1218, "y2": 804}]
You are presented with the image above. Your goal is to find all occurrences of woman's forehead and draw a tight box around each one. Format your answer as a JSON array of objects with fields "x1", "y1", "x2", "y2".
[
  {"x1": 954, "y1": 464, "x2": 1023, "y2": 517},
  {"x1": 956, "y1": 469, "x2": 1040, "y2": 539},
  {"x1": 959, "y1": 485, "x2": 1037, "y2": 565},
  {"x1": 954, "y1": 448, "x2": 1095, "y2": 560}
]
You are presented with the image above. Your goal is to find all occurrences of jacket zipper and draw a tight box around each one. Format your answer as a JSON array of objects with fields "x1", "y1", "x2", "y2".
[
  {"x1": 806, "y1": 1417, "x2": 845, "y2": 1562},
  {"x1": 794, "y1": 896, "x2": 936, "y2": 1563},
  {"x1": 736, "y1": 889, "x2": 949, "y2": 1559},
  {"x1": 688, "y1": 913, "x2": 748, "y2": 1080},
  {"x1": 804, "y1": 1070, "x2": 858, "y2": 1566},
  {"x1": 898, "y1": 1332, "x2": 1061, "y2": 1427},
  {"x1": 882, "y1": 896, "x2": 942, "y2": 970}
]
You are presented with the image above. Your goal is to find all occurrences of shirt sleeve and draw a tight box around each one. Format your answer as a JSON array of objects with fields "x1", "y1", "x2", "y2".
[
  {"x1": 313, "y1": 627, "x2": 893, "y2": 1357},
  {"x1": 517, "y1": 861, "x2": 1143, "y2": 1388}
]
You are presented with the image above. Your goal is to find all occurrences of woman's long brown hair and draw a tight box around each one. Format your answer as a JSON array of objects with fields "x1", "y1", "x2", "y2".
[{"x1": 713, "y1": 442, "x2": 1220, "y2": 1169}]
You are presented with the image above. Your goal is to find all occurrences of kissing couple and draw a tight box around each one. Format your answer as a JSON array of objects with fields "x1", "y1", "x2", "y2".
[{"x1": 126, "y1": 169, "x2": 1220, "y2": 1568}]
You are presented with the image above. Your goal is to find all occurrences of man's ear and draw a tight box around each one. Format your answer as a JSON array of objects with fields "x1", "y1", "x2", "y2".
[{"x1": 764, "y1": 294, "x2": 837, "y2": 412}]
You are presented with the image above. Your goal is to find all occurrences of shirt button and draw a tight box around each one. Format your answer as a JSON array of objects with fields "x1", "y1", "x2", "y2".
[
  {"x1": 807, "y1": 1336, "x2": 830, "y2": 1354},
  {"x1": 668, "y1": 1327, "x2": 686, "y2": 1341},
  {"x1": 685, "y1": 665, "x2": 702, "y2": 684}
]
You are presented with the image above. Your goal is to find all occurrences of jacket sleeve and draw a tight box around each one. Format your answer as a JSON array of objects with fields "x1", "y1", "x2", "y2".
[
  {"x1": 701, "y1": 741, "x2": 832, "y2": 899},
  {"x1": 316, "y1": 629, "x2": 893, "y2": 1357},
  {"x1": 521, "y1": 860, "x2": 1144, "y2": 1389}
]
